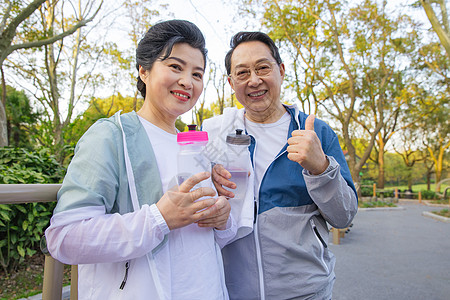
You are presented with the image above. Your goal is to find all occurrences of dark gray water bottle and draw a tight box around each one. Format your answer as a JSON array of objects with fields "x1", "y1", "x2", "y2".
[{"x1": 223, "y1": 129, "x2": 251, "y2": 200}]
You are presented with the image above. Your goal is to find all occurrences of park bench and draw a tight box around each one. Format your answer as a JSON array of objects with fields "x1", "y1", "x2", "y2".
[{"x1": 330, "y1": 224, "x2": 352, "y2": 245}]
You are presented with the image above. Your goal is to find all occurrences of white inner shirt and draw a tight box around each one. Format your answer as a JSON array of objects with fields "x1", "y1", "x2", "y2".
[
  {"x1": 245, "y1": 111, "x2": 291, "y2": 190},
  {"x1": 139, "y1": 116, "x2": 225, "y2": 299}
]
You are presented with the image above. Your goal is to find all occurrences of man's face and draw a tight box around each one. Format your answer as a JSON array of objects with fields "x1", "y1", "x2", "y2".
[{"x1": 228, "y1": 41, "x2": 285, "y2": 123}]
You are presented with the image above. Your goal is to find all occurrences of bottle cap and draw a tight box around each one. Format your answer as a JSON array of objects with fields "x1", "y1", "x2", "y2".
[
  {"x1": 226, "y1": 129, "x2": 251, "y2": 145},
  {"x1": 177, "y1": 124, "x2": 208, "y2": 144}
]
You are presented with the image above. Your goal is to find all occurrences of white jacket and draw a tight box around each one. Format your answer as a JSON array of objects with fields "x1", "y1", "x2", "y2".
[{"x1": 46, "y1": 112, "x2": 236, "y2": 299}]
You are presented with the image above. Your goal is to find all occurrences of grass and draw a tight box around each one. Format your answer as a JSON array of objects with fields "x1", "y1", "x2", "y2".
[
  {"x1": 428, "y1": 199, "x2": 450, "y2": 205},
  {"x1": 0, "y1": 253, "x2": 71, "y2": 300},
  {"x1": 359, "y1": 200, "x2": 397, "y2": 208},
  {"x1": 385, "y1": 183, "x2": 449, "y2": 193},
  {"x1": 432, "y1": 209, "x2": 450, "y2": 218}
]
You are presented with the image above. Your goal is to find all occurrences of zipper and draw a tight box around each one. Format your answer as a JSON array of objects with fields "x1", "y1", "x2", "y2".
[
  {"x1": 119, "y1": 261, "x2": 130, "y2": 290},
  {"x1": 310, "y1": 219, "x2": 327, "y2": 248},
  {"x1": 310, "y1": 219, "x2": 330, "y2": 274},
  {"x1": 250, "y1": 136, "x2": 287, "y2": 299},
  {"x1": 247, "y1": 124, "x2": 288, "y2": 299},
  {"x1": 247, "y1": 107, "x2": 303, "y2": 298},
  {"x1": 248, "y1": 138, "x2": 265, "y2": 300},
  {"x1": 254, "y1": 199, "x2": 265, "y2": 300}
]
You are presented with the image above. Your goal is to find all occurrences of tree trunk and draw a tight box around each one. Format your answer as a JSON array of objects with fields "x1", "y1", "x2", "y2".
[
  {"x1": 435, "y1": 152, "x2": 443, "y2": 193},
  {"x1": 0, "y1": 67, "x2": 7, "y2": 146},
  {"x1": 407, "y1": 173, "x2": 413, "y2": 191},
  {"x1": 421, "y1": 0, "x2": 450, "y2": 59},
  {"x1": 343, "y1": 127, "x2": 361, "y2": 197},
  {"x1": 377, "y1": 137, "x2": 385, "y2": 189},
  {"x1": 0, "y1": 101, "x2": 7, "y2": 147}
]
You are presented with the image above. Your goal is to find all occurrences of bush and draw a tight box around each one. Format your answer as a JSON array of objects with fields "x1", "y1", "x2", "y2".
[
  {"x1": 0, "y1": 148, "x2": 65, "y2": 274},
  {"x1": 377, "y1": 190, "x2": 394, "y2": 198},
  {"x1": 361, "y1": 186, "x2": 373, "y2": 197},
  {"x1": 420, "y1": 190, "x2": 437, "y2": 200}
]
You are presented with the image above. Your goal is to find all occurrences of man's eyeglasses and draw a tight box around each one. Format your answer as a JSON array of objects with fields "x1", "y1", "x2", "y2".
[{"x1": 229, "y1": 61, "x2": 278, "y2": 83}]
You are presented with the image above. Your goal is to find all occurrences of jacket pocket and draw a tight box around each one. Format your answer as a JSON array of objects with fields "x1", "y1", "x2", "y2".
[
  {"x1": 310, "y1": 218, "x2": 327, "y2": 248},
  {"x1": 310, "y1": 218, "x2": 329, "y2": 274}
]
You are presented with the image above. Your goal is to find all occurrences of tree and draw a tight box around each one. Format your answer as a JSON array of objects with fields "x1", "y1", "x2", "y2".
[
  {"x1": 7, "y1": 0, "x2": 107, "y2": 162},
  {"x1": 65, "y1": 93, "x2": 144, "y2": 150},
  {"x1": 393, "y1": 128, "x2": 426, "y2": 190},
  {"x1": 191, "y1": 58, "x2": 239, "y2": 127},
  {"x1": 411, "y1": 2, "x2": 450, "y2": 192},
  {"x1": 192, "y1": 60, "x2": 214, "y2": 127},
  {"x1": 114, "y1": 0, "x2": 162, "y2": 106},
  {"x1": 0, "y1": 0, "x2": 102, "y2": 147},
  {"x1": 346, "y1": 0, "x2": 425, "y2": 189},
  {"x1": 1, "y1": 85, "x2": 41, "y2": 148},
  {"x1": 420, "y1": 0, "x2": 450, "y2": 59},
  {"x1": 235, "y1": 0, "x2": 373, "y2": 192},
  {"x1": 209, "y1": 60, "x2": 229, "y2": 115},
  {"x1": 260, "y1": 0, "x2": 324, "y2": 115},
  {"x1": 313, "y1": 0, "x2": 385, "y2": 194},
  {"x1": 421, "y1": 97, "x2": 449, "y2": 192}
]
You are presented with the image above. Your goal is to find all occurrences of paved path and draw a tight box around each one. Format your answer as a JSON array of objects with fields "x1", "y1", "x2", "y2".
[{"x1": 329, "y1": 201, "x2": 450, "y2": 300}]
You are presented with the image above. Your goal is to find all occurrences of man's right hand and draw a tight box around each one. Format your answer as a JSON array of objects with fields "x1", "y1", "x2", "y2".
[
  {"x1": 211, "y1": 164, "x2": 236, "y2": 198},
  {"x1": 156, "y1": 172, "x2": 218, "y2": 230}
]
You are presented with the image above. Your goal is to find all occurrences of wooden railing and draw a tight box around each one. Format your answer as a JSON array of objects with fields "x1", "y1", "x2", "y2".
[
  {"x1": 0, "y1": 184, "x2": 77, "y2": 300},
  {"x1": 361, "y1": 184, "x2": 424, "y2": 202}
]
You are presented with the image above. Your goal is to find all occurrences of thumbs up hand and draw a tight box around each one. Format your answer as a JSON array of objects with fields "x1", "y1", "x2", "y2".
[{"x1": 287, "y1": 114, "x2": 329, "y2": 175}]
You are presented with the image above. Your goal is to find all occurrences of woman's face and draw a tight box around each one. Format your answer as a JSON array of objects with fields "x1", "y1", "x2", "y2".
[{"x1": 139, "y1": 43, "x2": 205, "y2": 121}]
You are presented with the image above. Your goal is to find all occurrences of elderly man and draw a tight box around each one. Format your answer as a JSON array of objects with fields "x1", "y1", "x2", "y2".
[{"x1": 202, "y1": 31, "x2": 358, "y2": 300}]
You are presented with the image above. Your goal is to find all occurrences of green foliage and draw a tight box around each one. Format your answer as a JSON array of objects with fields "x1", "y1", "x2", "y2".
[
  {"x1": 65, "y1": 93, "x2": 144, "y2": 151},
  {"x1": 0, "y1": 85, "x2": 41, "y2": 149},
  {"x1": 420, "y1": 190, "x2": 437, "y2": 200},
  {"x1": 175, "y1": 117, "x2": 187, "y2": 132},
  {"x1": 0, "y1": 148, "x2": 65, "y2": 184},
  {"x1": 377, "y1": 190, "x2": 394, "y2": 198},
  {"x1": 0, "y1": 147, "x2": 65, "y2": 273},
  {"x1": 359, "y1": 201, "x2": 396, "y2": 208},
  {"x1": 361, "y1": 151, "x2": 430, "y2": 187},
  {"x1": 360, "y1": 185, "x2": 373, "y2": 197}
]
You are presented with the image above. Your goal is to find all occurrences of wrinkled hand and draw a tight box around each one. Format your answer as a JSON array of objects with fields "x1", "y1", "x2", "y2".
[
  {"x1": 211, "y1": 164, "x2": 235, "y2": 198},
  {"x1": 287, "y1": 114, "x2": 328, "y2": 175},
  {"x1": 197, "y1": 196, "x2": 231, "y2": 230},
  {"x1": 156, "y1": 172, "x2": 219, "y2": 230}
]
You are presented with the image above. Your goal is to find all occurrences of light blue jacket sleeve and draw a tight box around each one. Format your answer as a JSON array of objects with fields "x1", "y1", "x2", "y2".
[{"x1": 55, "y1": 119, "x2": 126, "y2": 214}]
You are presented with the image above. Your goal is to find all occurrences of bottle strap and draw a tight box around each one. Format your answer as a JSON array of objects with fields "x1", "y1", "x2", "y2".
[
  {"x1": 116, "y1": 112, "x2": 140, "y2": 211},
  {"x1": 116, "y1": 111, "x2": 165, "y2": 299}
]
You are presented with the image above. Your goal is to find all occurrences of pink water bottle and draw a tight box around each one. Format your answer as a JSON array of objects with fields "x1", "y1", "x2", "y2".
[{"x1": 177, "y1": 125, "x2": 212, "y2": 189}]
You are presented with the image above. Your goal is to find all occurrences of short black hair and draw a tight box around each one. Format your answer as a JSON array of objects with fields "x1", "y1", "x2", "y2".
[
  {"x1": 224, "y1": 31, "x2": 282, "y2": 75},
  {"x1": 136, "y1": 19, "x2": 207, "y2": 98}
]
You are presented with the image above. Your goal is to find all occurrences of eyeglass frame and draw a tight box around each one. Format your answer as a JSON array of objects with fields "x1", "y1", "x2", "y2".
[{"x1": 228, "y1": 60, "x2": 279, "y2": 83}]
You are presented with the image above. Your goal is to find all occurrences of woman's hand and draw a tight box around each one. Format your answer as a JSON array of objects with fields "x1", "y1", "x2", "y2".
[
  {"x1": 156, "y1": 172, "x2": 219, "y2": 230},
  {"x1": 197, "y1": 196, "x2": 231, "y2": 230}
]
